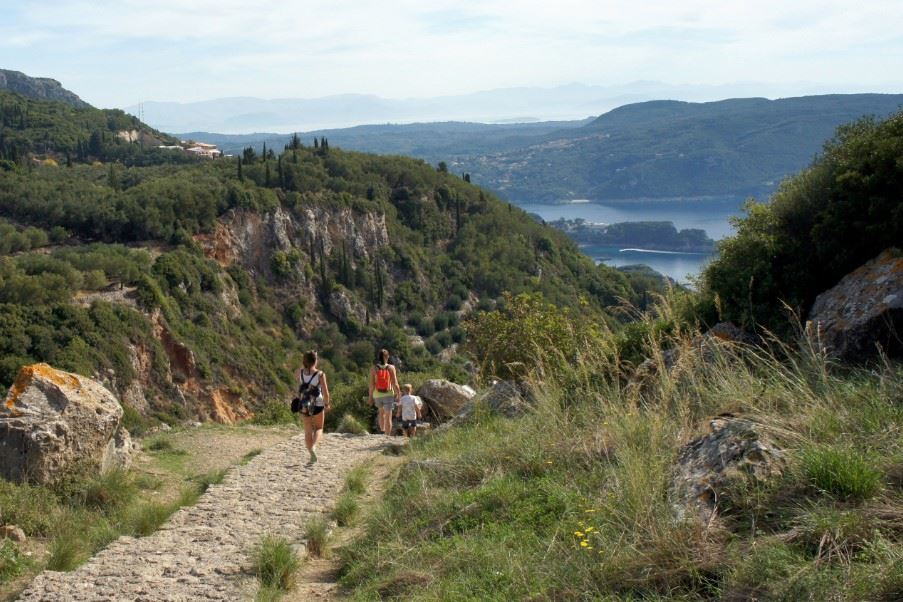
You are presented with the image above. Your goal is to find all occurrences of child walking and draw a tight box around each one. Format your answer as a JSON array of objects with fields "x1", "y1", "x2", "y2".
[
  {"x1": 396, "y1": 384, "x2": 423, "y2": 437},
  {"x1": 294, "y1": 350, "x2": 330, "y2": 464}
]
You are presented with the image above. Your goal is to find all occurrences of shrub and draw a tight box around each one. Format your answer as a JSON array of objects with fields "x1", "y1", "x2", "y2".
[
  {"x1": 252, "y1": 399, "x2": 295, "y2": 425},
  {"x1": 800, "y1": 446, "x2": 884, "y2": 501},
  {"x1": 0, "y1": 540, "x2": 32, "y2": 582},
  {"x1": 253, "y1": 535, "x2": 299, "y2": 591},
  {"x1": 700, "y1": 110, "x2": 903, "y2": 335}
]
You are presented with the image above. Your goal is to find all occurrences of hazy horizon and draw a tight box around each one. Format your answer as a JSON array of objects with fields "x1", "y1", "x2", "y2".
[{"x1": 3, "y1": 0, "x2": 902, "y2": 115}]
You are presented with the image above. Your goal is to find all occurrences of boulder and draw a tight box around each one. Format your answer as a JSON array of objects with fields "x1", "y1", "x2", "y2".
[
  {"x1": 0, "y1": 525, "x2": 26, "y2": 542},
  {"x1": 808, "y1": 248, "x2": 903, "y2": 362},
  {"x1": 480, "y1": 380, "x2": 535, "y2": 417},
  {"x1": 0, "y1": 364, "x2": 133, "y2": 483},
  {"x1": 416, "y1": 380, "x2": 476, "y2": 419},
  {"x1": 672, "y1": 415, "x2": 786, "y2": 522}
]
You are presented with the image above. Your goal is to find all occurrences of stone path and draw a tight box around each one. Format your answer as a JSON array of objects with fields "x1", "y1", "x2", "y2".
[{"x1": 18, "y1": 433, "x2": 392, "y2": 602}]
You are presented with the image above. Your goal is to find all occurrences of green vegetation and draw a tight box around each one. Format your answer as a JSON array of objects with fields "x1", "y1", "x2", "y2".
[
  {"x1": 195, "y1": 94, "x2": 903, "y2": 202},
  {"x1": 253, "y1": 535, "x2": 299, "y2": 597},
  {"x1": 699, "y1": 109, "x2": 903, "y2": 335},
  {"x1": 332, "y1": 492, "x2": 359, "y2": 527},
  {"x1": 0, "y1": 90, "x2": 186, "y2": 167},
  {"x1": 340, "y1": 296, "x2": 903, "y2": 600},
  {"x1": 0, "y1": 90, "x2": 651, "y2": 427},
  {"x1": 0, "y1": 540, "x2": 32, "y2": 582},
  {"x1": 303, "y1": 516, "x2": 329, "y2": 559}
]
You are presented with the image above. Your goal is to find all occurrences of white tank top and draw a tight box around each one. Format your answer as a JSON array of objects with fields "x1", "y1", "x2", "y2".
[{"x1": 299, "y1": 370, "x2": 324, "y2": 406}]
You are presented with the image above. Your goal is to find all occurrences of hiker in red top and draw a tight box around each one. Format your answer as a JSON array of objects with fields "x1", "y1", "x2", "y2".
[{"x1": 368, "y1": 348, "x2": 401, "y2": 436}]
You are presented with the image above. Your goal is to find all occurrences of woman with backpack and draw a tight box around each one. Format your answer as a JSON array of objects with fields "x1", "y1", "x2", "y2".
[
  {"x1": 294, "y1": 350, "x2": 330, "y2": 464},
  {"x1": 369, "y1": 348, "x2": 400, "y2": 436}
]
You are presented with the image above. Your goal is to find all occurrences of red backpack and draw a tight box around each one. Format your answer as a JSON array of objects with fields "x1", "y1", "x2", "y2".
[{"x1": 375, "y1": 365, "x2": 391, "y2": 391}]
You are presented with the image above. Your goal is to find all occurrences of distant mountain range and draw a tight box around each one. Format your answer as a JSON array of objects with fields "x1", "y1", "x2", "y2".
[
  {"x1": 129, "y1": 81, "x2": 848, "y2": 134},
  {"x1": 181, "y1": 94, "x2": 903, "y2": 202}
]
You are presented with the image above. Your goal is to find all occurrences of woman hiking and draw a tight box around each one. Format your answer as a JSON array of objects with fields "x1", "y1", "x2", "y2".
[
  {"x1": 369, "y1": 348, "x2": 400, "y2": 436},
  {"x1": 294, "y1": 350, "x2": 330, "y2": 464}
]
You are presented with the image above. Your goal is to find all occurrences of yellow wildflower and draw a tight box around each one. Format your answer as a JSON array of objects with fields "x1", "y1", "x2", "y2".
[
  {"x1": 580, "y1": 541, "x2": 589, "y2": 548},
  {"x1": 574, "y1": 531, "x2": 584, "y2": 537}
]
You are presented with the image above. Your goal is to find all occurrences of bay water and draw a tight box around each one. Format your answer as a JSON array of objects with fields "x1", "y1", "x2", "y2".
[{"x1": 521, "y1": 198, "x2": 748, "y2": 283}]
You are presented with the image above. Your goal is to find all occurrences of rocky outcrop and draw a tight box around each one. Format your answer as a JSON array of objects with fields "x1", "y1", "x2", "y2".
[
  {"x1": 481, "y1": 380, "x2": 536, "y2": 417},
  {"x1": 0, "y1": 69, "x2": 90, "y2": 108},
  {"x1": 328, "y1": 287, "x2": 367, "y2": 328},
  {"x1": 417, "y1": 380, "x2": 476, "y2": 419},
  {"x1": 808, "y1": 248, "x2": 903, "y2": 362},
  {"x1": 0, "y1": 364, "x2": 132, "y2": 483},
  {"x1": 672, "y1": 416, "x2": 786, "y2": 522},
  {"x1": 197, "y1": 206, "x2": 389, "y2": 275}
]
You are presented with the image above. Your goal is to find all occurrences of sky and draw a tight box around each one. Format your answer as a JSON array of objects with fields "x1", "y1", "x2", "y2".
[{"x1": 2, "y1": 0, "x2": 903, "y2": 109}]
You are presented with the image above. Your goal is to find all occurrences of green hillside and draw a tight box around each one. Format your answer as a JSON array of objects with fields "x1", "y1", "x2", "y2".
[
  {"x1": 338, "y1": 109, "x2": 903, "y2": 601},
  {"x1": 0, "y1": 90, "x2": 643, "y2": 428},
  {"x1": 188, "y1": 94, "x2": 903, "y2": 202},
  {"x1": 0, "y1": 90, "x2": 185, "y2": 168}
]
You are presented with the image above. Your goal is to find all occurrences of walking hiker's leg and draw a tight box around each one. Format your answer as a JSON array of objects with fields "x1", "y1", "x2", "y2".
[{"x1": 312, "y1": 411, "x2": 325, "y2": 448}]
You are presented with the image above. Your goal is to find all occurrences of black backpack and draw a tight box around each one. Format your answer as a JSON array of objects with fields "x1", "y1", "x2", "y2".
[{"x1": 291, "y1": 370, "x2": 321, "y2": 414}]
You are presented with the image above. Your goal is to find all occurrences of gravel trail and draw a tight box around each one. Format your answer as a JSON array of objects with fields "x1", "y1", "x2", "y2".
[{"x1": 18, "y1": 433, "x2": 392, "y2": 602}]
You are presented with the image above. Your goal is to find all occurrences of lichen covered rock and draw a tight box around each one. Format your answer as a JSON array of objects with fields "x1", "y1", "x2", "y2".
[
  {"x1": 672, "y1": 416, "x2": 786, "y2": 521},
  {"x1": 0, "y1": 363, "x2": 132, "y2": 483},
  {"x1": 808, "y1": 248, "x2": 903, "y2": 362}
]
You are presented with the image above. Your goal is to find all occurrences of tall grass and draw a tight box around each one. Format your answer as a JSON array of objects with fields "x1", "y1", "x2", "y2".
[{"x1": 339, "y1": 294, "x2": 903, "y2": 600}]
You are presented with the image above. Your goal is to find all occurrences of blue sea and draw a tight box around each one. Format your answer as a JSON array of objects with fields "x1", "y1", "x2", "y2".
[{"x1": 521, "y1": 198, "x2": 747, "y2": 283}]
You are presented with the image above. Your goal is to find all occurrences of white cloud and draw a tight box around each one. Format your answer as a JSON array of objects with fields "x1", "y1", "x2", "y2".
[{"x1": 2, "y1": 0, "x2": 901, "y2": 107}]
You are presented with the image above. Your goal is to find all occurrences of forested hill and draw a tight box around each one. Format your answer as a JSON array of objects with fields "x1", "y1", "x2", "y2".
[
  {"x1": 183, "y1": 93, "x2": 903, "y2": 202},
  {"x1": 0, "y1": 88, "x2": 182, "y2": 167},
  {"x1": 0, "y1": 86, "x2": 647, "y2": 429}
]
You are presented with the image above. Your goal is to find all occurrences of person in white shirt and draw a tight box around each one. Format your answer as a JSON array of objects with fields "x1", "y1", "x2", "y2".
[{"x1": 395, "y1": 384, "x2": 423, "y2": 437}]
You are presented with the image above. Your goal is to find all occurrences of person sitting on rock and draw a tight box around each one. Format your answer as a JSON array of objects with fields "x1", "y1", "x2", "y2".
[
  {"x1": 294, "y1": 350, "x2": 330, "y2": 464},
  {"x1": 396, "y1": 384, "x2": 423, "y2": 437},
  {"x1": 368, "y1": 348, "x2": 400, "y2": 436}
]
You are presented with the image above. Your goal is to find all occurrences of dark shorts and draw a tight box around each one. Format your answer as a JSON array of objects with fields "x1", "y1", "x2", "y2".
[
  {"x1": 401, "y1": 420, "x2": 417, "y2": 429},
  {"x1": 306, "y1": 405, "x2": 325, "y2": 416}
]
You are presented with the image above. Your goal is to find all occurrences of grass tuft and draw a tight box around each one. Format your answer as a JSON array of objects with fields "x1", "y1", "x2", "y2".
[
  {"x1": 304, "y1": 515, "x2": 329, "y2": 559},
  {"x1": 242, "y1": 449, "x2": 263, "y2": 464},
  {"x1": 332, "y1": 492, "x2": 358, "y2": 527},
  {"x1": 344, "y1": 466, "x2": 367, "y2": 496},
  {"x1": 253, "y1": 535, "x2": 299, "y2": 592},
  {"x1": 800, "y1": 446, "x2": 884, "y2": 501},
  {"x1": 336, "y1": 413, "x2": 368, "y2": 435}
]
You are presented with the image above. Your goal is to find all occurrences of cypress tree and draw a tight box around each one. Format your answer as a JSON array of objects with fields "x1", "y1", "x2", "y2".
[
  {"x1": 265, "y1": 162, "x2": 271, "y2": 187},
  {"x1": 237, "y1": 156, "x2": 243, "y2": 181}
]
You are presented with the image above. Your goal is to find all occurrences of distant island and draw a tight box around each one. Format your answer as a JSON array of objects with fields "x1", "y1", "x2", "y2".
[{"x1": 549, "y1": 219, "x2": 715, "y2": 253}]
